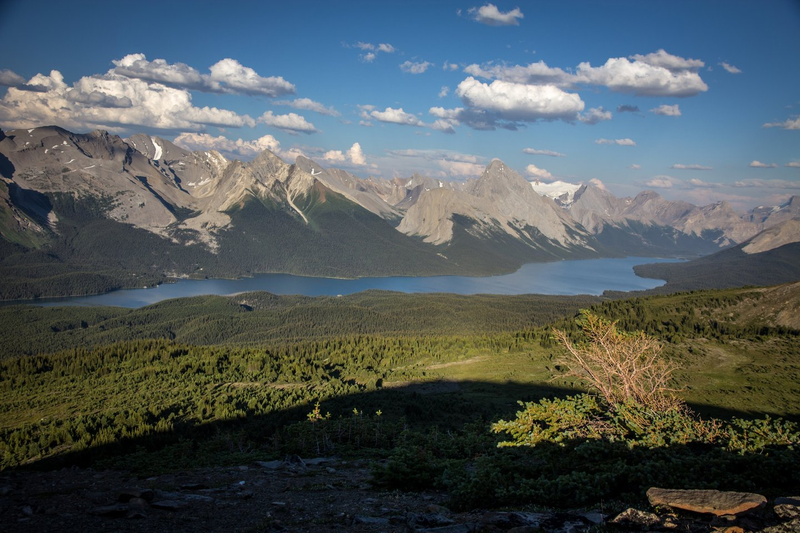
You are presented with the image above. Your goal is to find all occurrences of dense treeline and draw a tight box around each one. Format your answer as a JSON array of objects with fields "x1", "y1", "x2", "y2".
[
  {"x1": 560, "y1": 288, "x2": 800, "y2": 343},
  {"x1": 0, "y1": 291, "x2": 600, "y2": 358},
  {"x1": 632, "y1": 242, "x2": 800, "y2": 293},
  {"x1": 0, "y1": 334, "x2": 551, "y2": 470}
]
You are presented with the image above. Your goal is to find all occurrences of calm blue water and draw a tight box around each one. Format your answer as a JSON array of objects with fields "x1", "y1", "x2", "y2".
[{"x1": 25, "y1": 257, "x2": 681, "y2": 308}]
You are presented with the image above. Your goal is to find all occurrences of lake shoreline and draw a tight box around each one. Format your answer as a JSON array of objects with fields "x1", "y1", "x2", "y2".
[{"x1": 2, "y1": 257, "x2": 683, "y2": 309}]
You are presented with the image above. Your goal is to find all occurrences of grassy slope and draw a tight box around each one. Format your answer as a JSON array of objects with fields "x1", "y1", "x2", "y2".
[{"x1": 0, "y1": 285, "x2": 798, "y2": 472}]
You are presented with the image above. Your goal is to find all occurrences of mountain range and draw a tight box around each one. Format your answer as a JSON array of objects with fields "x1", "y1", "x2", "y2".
[{"x1": 0, "y1": 125, "x2": 798, "y2": 299}]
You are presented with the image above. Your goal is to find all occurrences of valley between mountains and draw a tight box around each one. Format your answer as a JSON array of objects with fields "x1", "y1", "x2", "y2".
[{"x1": 1, "y1": 126, "x2": 799, "y2": 300}]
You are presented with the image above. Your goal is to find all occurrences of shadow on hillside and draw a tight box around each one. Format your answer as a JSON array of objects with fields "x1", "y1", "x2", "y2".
[{"x1": 8, "y1": 378, "x2": 798, "y2": 477}]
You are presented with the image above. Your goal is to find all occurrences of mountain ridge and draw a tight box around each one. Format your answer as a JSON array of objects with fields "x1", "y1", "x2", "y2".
[{"x1": 1, "y1": 125, "x2": 798, "y2": 299}]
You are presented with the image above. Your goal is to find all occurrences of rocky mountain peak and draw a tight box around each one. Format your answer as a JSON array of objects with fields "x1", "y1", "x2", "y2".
[
  {"x1": 250, "y1": 149, "x2": 288, "y2": 176},
  {"x1": 293, "y1": 155, "x2": 326, "y2": 176},
  {"x1": 470, "y1": 159, "x2": 530, "y2": 198},
  {"x1": 88, "y1": 129, "x2": 110, "y2": 138},
  {"x1": 633, "y1": 190, "x2": 661, "y2": 203},
  {"x1": 742, "y1": 217, "x2": 800, "y2": 254}
]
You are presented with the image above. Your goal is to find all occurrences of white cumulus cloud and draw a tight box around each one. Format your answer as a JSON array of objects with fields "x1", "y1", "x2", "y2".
[
  {"x1": 651, "y1": 104, "x2": 681, "y2": 116},
  {"x1": 577, "y1": 57, "x2": 708, "y2": 97},
  {"x1": 400, "y1": 61, "x2": 433, "y2": 74},
  {"x1": 111, "y1": 54, "x2": 295, "y2": 97},
  {"x1": 0, "y1": 69, "x2": 255, "y2": 132},
  {"x1": 578, "y1": 107, "x2": 612, "y2": 124},
  {"x1": 786, "y1": 162, "x2": 800, "y2": 168},
  {"x1": 346, "y1": 142, "x2": 366, "y2": 165},
  {"x1": 464, "y1": 60, "x2": 575, "y2": 88},
  {"x1": 720, "y1": 62, "x2": 742, "y2": 74},
  {"x1": 466, "y1": 50, "x2": 709, "y2": 98},
  {"x1": 629, "y1": 49, "x2": 704, "y2": 72},
  {"x1": 595, "y1": 138, "x2": 636, "y2": 146},
  {"x1": 370, "y1": 107, "x2": 425, "y2": 127},
  {"x1": 525, "y1": 164, "x2": 553, "y2": 179},
  {"x1": 173, "y1": 132, "x2": 280, "y2": 160},
  {"x1": 0, "y1": 69, "x2": 29, "y2": 88},
  {"x1": 763, "y1": 115, "x2": 800, "y2": 130},
  {"x1": 208, "y1": 58, "x2": 295, "y2": 97},
  {"x1": 455, "y1": 76, "x2": 584, "y2": 122},
  {"x1": 523, "y1": 148, "x2": 565, "y2": 157},
  {"x1": 274, "y1": 97, "x2": 339, "y2": 116},
  {"x1": 349, "y1": 42, "x2": 396, "y2": 63},
  {"x1": 322, "y1": 149, "x2": 345, "y2": 162},
  {"x1": 671, "y1": 164, "x2": 712, "y2": 170},
  {"x1": 438, "y1": 86, "x2": 450, "y2": 98},
  {"x1": 749, "y1": 160, "x2": 778, "y2": 168},
  {"x1": 589, "y1": 178, "x2": 606, "y2": 190},
  {"x1": 259, "y1": 111, "x2": 319, "y2": 134},
  {"x1": 644, "y1": 175, "x2": 678, "y2": 188},
  {"x1": 733, "y1": 179, "x2": 800, "y2": 189},
  {"x1": 468, "y1": 3, "x2": 524, "y2": 26}
]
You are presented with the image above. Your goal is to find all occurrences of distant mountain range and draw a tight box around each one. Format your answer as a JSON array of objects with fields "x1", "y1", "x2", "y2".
[
  {"x1": 633, "y1": 217, "x2": 800, "y2": 293},
  {"x1": 1, "y1": 125, "x2": 798, "y2": 298}
]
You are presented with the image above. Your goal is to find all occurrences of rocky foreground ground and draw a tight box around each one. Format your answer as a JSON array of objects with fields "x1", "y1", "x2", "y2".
[{"x1": 1, "y1": 455, "x2": 798, "y2": 532}]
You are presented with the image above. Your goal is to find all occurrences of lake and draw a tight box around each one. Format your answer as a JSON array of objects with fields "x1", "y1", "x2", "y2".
[{"x1": 28, "y1": 257, "x2": 681, "y2": 308}]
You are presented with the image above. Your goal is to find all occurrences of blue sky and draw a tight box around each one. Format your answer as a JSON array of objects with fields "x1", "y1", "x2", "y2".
[{"x1": 0, "y1": 0, "x2": 798, "y2": 209}]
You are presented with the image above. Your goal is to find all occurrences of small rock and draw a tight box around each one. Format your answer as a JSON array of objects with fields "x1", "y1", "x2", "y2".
[
  {"x1": 117, "y1": 488, "x2": 154, "y2": 502},
  {"x1": 774, "y1": 497, "x2": 800, "y2": 520},
  {"x1": 326, "y1": 467, "x2": 337, "y2": 474},
  {"x1": 182, "y1": 494, "x2": 214, "y2": 503},
  {"x1": 480, "y1": 512, "x2": 549, "y2": 529},
  {"x1": 714, "y1": 527, "x2": 745, "y2": 533},
  {"x1": 416, "y1": 525, "x2": 478, "y2": 533},
  {"x1": 180, "y1": 483, "x2": 209, "y2": 491},
  {"x1": 579, "y1": 511, "x2": 605, "y2": 525},
  {"x1": 775, "y1": 504, "x2": 800, "y2": 520},
  {"x1": 407, "y1": 512, "x2": 456, "y2": 528},
  {"x1": 759, "y1": 519, "x2": 800, "y2": 533},
  {"x1": 353, "y1": 515, "x2": 390, "y2": 525},
  {"x1": 0, "y1": 486, "x2": 11, "y2": 497},
  {"x1": 90, "y1": 504, "x2": 129, "y2": 517},
  {"x1": 126, "y1": 510, "x2": 147, "y2": 520},
  {"x1": 255, "y1": 460, "x2": 284, "y2": 470},
  {"x1": 271, "y1": 501, "x2": 289, "y2": 513},
  {"x1": 425, "y1": 504, "x2": 452, "y2": 515},
  {"x1": 647, "y1": 487, "x2": 767, "y2": 516},
  {"x1": 711, "y1": 514, "x2": 739, "y2": 526},
  {"x1": 305, "y1": 457, "x2": 336, "y2": 466},
  {"x1": 127, "y1": 497, "x2": 149, "y2": 507},
  {"x1": 21, "y1": 505, "x2": 34, "y2": 517},
  {"x1": 150, "y1": 500, "x2": 189, "y2": 511},
  {"x1": 284, "y1": 454, "x2": 306, "y2": 469},
  {"x1": 610, "y1": 508, "x2": 661, "y2": 529}
]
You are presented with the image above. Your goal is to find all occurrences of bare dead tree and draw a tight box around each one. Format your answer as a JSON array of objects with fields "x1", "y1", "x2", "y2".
[{"x1": 552, "y1": 313, "x2": 682, "y2": 411}]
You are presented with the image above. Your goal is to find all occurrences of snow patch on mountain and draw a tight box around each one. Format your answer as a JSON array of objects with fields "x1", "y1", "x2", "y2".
[
  {"x1": 152, "y1": 137, "x2": 162, "y2": 161},
  {"x1": 531, "y1": 179, "x2": 582, "y2": 207}
]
